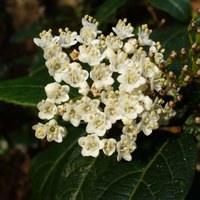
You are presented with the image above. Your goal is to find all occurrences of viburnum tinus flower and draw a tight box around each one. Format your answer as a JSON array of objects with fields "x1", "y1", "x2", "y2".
[{"x1": 33, "y1": 15, "x2": 178, "y2": 161}]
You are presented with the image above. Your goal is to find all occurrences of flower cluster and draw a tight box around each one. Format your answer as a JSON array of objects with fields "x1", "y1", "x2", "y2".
[{"x1": 33, "y1": 15, "x2": 177, "y2": 161}]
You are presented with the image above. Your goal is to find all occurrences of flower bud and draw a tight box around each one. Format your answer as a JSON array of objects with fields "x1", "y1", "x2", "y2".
[
  {"x1": 159, "y1": 89, "x2": 166, "y2": 96},
  {"x1": 168, "y1": 100, "x2": 175, "y2": 108},
  {"x1": 197, "y1": 69, "x2": 200, "y2": 76},
  {"x1": 195, "y1": 116, "x2": 200, "y2": 124},
  {"x1": 181, "y1": 48, "x2": 186, "y2": 56},
  {"x1": 177, "y1": 94, "x2": 183, "y2": 101},
  {"x1": 169, "y1": 71, "x2": 174, "y2": 79},
  {"x1": 182, "y1": 64, "x2": 188, "y2": 72},
  {"x1": 170, "y1": 51, "x2": 177, "y2": 59},
  {"x1": 184, "y1": 75, "x2": 191, "y2": 83},
  {"x1": 172, "y1": 83, "x2": 178, "y2": 89}
]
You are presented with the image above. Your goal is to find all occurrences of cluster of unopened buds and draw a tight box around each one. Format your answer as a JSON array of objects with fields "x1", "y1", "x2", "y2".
[{"x1": 33, "y1": 15, "x2": 177, "y2": 161}]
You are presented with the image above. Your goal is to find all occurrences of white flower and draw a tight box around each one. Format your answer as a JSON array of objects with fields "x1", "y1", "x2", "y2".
[
  {"x1": 138, "y1": 25, "x2": 155, "y2": 46},
  {"x1": 76, "y1": 16, "x2": 101, "y2": 45},
  {"x1": 43, "y1": 43, "x2": 62, "y2": 60},
  {"x1": 102, "y1": 138, "x2": 116, "y2": 156},
  {"x1": 78, "y1": 134, "x2": 104, "y2": 157},
  {"x1": 33, "y1": 29, "x2": 59, "y2": 49},
  {"x1": 37, "y1": 99, "x2": 57, "y2": 120},
  {"x1": 74, "y1": 96, "x2": 100, "y2": 122},
  {"x1": 100, "y1": 90, "x2": 118, "y2": 105},
  {"x1": 45, "y1": 52, "x2": 70, "y2": 82},
  {"x1": 118, "y1": 67, "x2": 146, "y2": 92},
  {"x1": 138, "y1": 110, "x2": 160, "y2": 136},
  {"x1": 123, "y1": 38, "x2": 138, "y2": 54},
  {"x1": 105, "y1": 34, "x2": 123, "y2": 51},
  {"x1": 104, "y1": 101, "x2": 121, "y2": 124},
  {"x1": 118, "y1": 94, "x2": 144, "y2": 120},
  {"x1": 32, "y1": 123, "x2": 46, "y2": 139},
  {"x1": 140, "y1": 95, "x2": 153, "y2": 111},
  {"x1": 60, "y1": 102, "x2": 81, "y2": 127},
  {"x1": 117, "y1": 135, "x2": 136, "y2": 161},
  {"x1": 122, "y1": 121, "x2": 140, "y2": 140},
  {"x1": 57, "y1": 28, "x2": 77, "y2": 48},
  {"x1": 108, "y1": 50, "x2": 133, "y2": 73},
  {"x1": 78, "y1": 82, "x2": 90, "y2": 96},
  {"x1": 86, "y1": 111, "x2": 112, "y2": 136},
  {"x1": 141, "y1": 59, "x2": 165, "y2": 92},
  {"x1": 46, "y1": 119, "x2": 67, "y2": 143},
  {"x1": 62, "y1": 62, "x2": 88, "y2": 88},
  {"x1": 158, "y1": 103, "x2": 176, "y2": 125},
  {"x1": 90, "y1": 63, "x2": 114, "y2": 89},
  {"x1": 112, "y1": 19, "x2": 134, "y2": 39},
  {"x1": 32, "y1": 120, "x2": 67, "y2": 143},
  {"x1": 45, "y1": 82, "x2": 70, "y2": 104},
  {"x1": 149, "y1": 45, "x2": 164, "y2": 64},
  {"x1": 78, "y1": 44, "x2": 105, "y2": 66}
]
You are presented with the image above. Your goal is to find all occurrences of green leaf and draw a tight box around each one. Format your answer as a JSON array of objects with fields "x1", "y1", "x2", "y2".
[
  {"x1": 0, "y1": 69, "x2": 52, "y2": 106},
  {"x1": 30, "y1": 130, "x2": 196, "y2": 200},
  {"x1": 148, "y1": 0, "x2": 192, "y2": 23},
  {"x1": 95, "y1": 0, "x2": 128, "y2": 23},
  {"x1": 152, "y1": 25, "x2": 190, "y2": 54},
  {"x1": 184, "y1": 114, "x2": 200, "y2": 140},
  {"x1": 0, "y1": 68, "x2": 80, "y2": 106},
  {"x1": 152, "y1": 25, "x2": 190, "y2": 74}
]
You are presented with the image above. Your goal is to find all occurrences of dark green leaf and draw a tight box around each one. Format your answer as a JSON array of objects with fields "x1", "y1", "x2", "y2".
[
  {"x1": 11, "y1": 22, "x2": 41, "y2": 43},
  {"x1": 148, "y1": 0, "x2": 192, "y2": 23},
  {"x1": 30, "y1": 130, "x2": 196, "y2": 200},
  {"x1": 0, "y1": 69, "x2": 52, "y2": 106},
  {"x1": 0, "y1": 68, "x2": 80, "y2": 106},
  {"x1": 152, "y1": 25, "x2": 190, "y2": 73},
  {"x1": 95, "y1": 0, "x2": 128, "y2": 23},
  {"x1": 152, "y1": 25, "x2": 190, "y2": 54},
  {"x1": 184, "y1": 114, "x2": 200, "y2": 140}
]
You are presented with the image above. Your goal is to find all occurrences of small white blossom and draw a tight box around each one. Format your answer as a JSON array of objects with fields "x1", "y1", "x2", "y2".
[
  {"x1": 45, "y1": 82, "x2": 70, "y2": 104},
  {"x1": 138, "y1": 111, "x2": 160, "y2": 136},
  {"x1": 78, "y1": 82, "x2": 90, "y2": 96},
  {"x1": 78, "y1": 44, "x2": 105, "y2": 66},
  {"x1": 123, "y1": 38, "x2": 138, "y2": 54},
  {"x1": 45, "y1": 52, "x2": 70, "y2": 82},
  {"x1": 102, "y1": 138, "x2": 117, "y2": 156},
  {"x1": 62, "y1": 62, "x2": 88, "y2": 88},
  {"x1": 86, "y1": 111, "x2": 112, "y2": 136},
  {"x1": 112, "y1": 19, "x2": 134, "y2": 39},
  {"x1": 117, "y1": 135, "x2": 136, "y2": 161},
  {"x1": 60, "y1": 102, "x2": 81, "y2": 127},
  {"x1": 33, "y1": 120, "x2": 67, "y2": 143},
  {"x1": 32, "y1": 123, "x2": 46, "y2": 139},
  {"x1": 117, "y1": 68, "x2": 146, "y2": 93},
  {"x1": 75, "y1": 96, "x2": 100, "y2": 122},
  {"x1": 33, "y1": 29, "x2": 59, "y2": 49},
  {"x1": 108, "y1": 50, "x2": 133, "y2": 73},
  {"x1": 76, "y1": 16, "x2": 101, "y2": 45},
  {"x1": 158, "y1": 103, "x2": 176, "y2": 125},
  {"x1": 138, "y1": 25, "x2": 155, "y2": 46},
  {"x1": 56, "y1": 28, "x2": 77, "y2": 48},
  {"x1": 37, "y1": 99, "x2": 57, "y2": 120},
  {"x1": 118, "y1": 94, "x2": 144, "y2": 120},
  {"x1": 104, "y1": 101, "x2": 121, "y2": 124},
  {"x1": 105, "y1": 34, "x2": 123, "y2": 51},
  {"x1": 78, "y1": 134, "x2": 104, "y2": 157},
  {"x1": 43, "y1": 43, "x2": 62, "y2": 60},
  {"x1": 46, "y1": 119, "x2": 67, "y2": 143},
  {"x1": 90, "y1": 63, "x2": 114, "y2": 89},
  {"x1": 122, "y1": 121, "x2": 140, "y2": 140}
]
